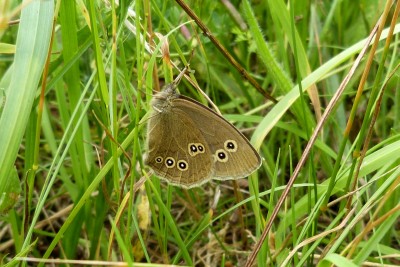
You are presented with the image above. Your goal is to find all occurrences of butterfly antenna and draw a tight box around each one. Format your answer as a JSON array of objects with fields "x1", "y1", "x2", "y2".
[{"x1": 173, "y1": 65, "x2": 189, "y2": 86}]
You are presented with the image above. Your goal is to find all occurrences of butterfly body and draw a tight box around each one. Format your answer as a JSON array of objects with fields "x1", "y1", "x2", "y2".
[{"x1": 146, "y1": 82, "x2": 261, "y2": 188}]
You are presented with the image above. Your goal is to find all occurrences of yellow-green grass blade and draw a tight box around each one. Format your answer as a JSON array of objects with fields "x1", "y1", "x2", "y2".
[{"x1": 0, "y1": 0, "x2": 54, "y2": 207}]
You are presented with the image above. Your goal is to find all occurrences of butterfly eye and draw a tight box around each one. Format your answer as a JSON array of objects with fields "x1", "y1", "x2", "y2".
[
  {"x1": 165, "y1": 157, "x2": 175, "y2": 168},
  {"x1": 224, "y1": 140, "x2": 238, "y2": 152},
  {"x1": 188, "y1": 143, "x2": 198, "y2": 156},
  {"x1": 215, "y1": 149, "x2": 229, "y2": 163},
  {"x1": 188, "y1": 143, "x2": 205, "y2": 156},
  {"x1": 197, "y1": 144, "x2": 205, "y2": 153},
  {"x1": 177, "y1": 160, "x2": 189, "y2": 171},
  {"x1": 155, "y1": 156, "x2": 163, "y2": 163}
]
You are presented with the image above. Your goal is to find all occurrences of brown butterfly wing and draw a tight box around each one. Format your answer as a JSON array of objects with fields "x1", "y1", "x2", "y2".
[
  {"x1": 174, "y1": 96, "x2": 261, "y2": 180},
  {"x1": 146, "y1": 107, "x2": 214, "y2": 188}
]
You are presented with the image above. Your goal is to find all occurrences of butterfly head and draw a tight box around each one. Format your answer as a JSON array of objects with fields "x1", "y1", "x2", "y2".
[{"x1": 151, "y1": 82, "x2": 180, "y2": 113}]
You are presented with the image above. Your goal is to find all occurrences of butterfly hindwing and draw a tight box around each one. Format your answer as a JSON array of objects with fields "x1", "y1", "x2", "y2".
[
  {"x1": 146, "y1": 108, "x2": 214, "y2": 187},
  {"x1": 173, "y1": 96, "x2": 261, "y2": 180}
]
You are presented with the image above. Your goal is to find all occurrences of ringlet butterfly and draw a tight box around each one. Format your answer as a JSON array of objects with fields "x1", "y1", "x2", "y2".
[{"x1": 145, "y1": 68, "x2": 261, "y2": 188}]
